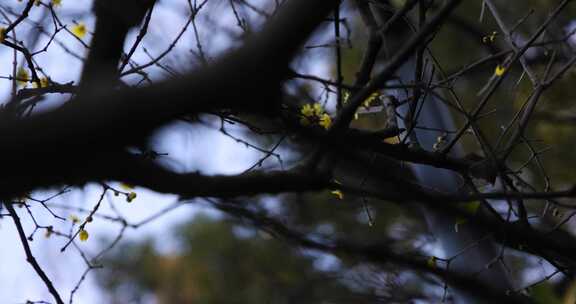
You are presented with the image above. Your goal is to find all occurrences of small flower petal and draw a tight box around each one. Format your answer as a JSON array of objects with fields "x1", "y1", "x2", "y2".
[
  {"x1": 312, "y1": 103, "x2": 323, "y2": 116},
  {"x1": 120, "y1": 182, "x2": 134, "y2": 190},
  {"x1": 495, "y1": 65, "x2": 506, "y2": 77},
  {"x1": 71, "y1": 22, "x2": 87, "y2": 39},
  {"x1": 342, "y1": 90, "x2": 350, "y2": 104},
  {"x1": 126, "y1": 192, "x2": 137, "y2": 203},
  {"x1": 300, "y1": 104, "x2": 314, "y2": 117},
  {"x1": 69, "y1": 214, "x2": 80, "y2": 224},
  {"x1": 363, "y1": 92, "x2": 379, "y2": 108},
  {"x1": 330, "y1": 190, "x2": 343, "y2": 200},
  {"x1": 79, "y1": 229, "x2": 89, "y2": 241},
  {"x1": 319, "y1": 114, "x2": 332, "y2": 130}
]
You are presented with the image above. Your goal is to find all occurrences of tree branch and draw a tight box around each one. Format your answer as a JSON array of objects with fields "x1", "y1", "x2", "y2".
[{"x1": 4, "y1": 202, "x2": 64, "y2": 304}]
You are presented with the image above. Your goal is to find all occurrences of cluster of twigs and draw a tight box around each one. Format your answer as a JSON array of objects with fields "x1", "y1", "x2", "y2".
[{"x1": 2, "y1": 0, "x2": 576, "y2": 303}]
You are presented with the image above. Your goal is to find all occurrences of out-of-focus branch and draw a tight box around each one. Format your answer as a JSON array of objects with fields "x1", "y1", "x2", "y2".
[
  {"x1": 210, "y1": 200, "x2": 529, "y2": 304},
  {"x1": 333, "y1": 0, "x2": 462, "y2": 130},
  {"x1": 79, "y1": 0, "x2": 156, "y2": 91},
  {"x1": 111, "y1": 153, "x2": 331, "y2": 198}
]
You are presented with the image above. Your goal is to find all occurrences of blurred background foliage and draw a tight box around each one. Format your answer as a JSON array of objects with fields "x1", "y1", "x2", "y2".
[{"x1": 98, "y1": 212, "x2": 425, "y2": 303}]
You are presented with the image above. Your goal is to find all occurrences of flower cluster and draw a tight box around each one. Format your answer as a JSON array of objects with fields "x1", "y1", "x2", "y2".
[{"x1": 299, "y1": 103, "x2": 332, "y2": 130}]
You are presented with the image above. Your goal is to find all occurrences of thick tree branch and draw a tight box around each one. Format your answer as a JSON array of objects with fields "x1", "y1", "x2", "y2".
[
  {"x1": 79, "y1": 0, "x2": 156, "y2": 91},
  {"x1": 0, "y1": 0, "x2": 340, "y2": 198}
]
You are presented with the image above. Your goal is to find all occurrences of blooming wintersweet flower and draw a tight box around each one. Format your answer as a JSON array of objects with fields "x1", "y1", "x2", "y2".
[
  {"x1": 331, "y1": 190, "x2": 343, "y2": 200},
  {"x1": 342, "y1": 90, "x2": 350, "y2": 103},
  {"x1": 300, "y1": 104, "x2": 314, "y2": 117},
  {"x1": 69, "y1": 214, "x2": 80, "y2": 224},
  {"x1": 71, "y1": 22, "x2": 87, "y2": 39},
  {"x1": 79, "y1": 229, "x2": 89, "y2": 241},
  {"x1": 127, "y1": 192, "x2": 137, "y2": 203},
  {"x1": 319, "y1": 113, "x2": 332, "y2": 130},
  {"x1": 495, "y1": 65, "x2": 506, "y2": 77},
  {"x1": 482, "y1": 31, "x2": 497, "y2": 44},
  {"x1": 363, "y1": 92, "x2": 380, "y2": 108}
]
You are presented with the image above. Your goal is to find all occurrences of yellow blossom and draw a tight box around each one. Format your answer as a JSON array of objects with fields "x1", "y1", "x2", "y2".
[
  {"x1": 482, "y1": 31, "x2": 497, "y2": 44},
  {"x1": 16, "y1": 67, "x2": 28, "y2": 87},
  {"x1": 0, "y1": 27, "x2": 5, "y2": 43},
  {"x1": 120, "y1": 182, "x2": 134, "y2": 190},
  {"x1": 495, "y1": 65, "x2": 506, "y2": 77},
  {"x1": 342, "y1": 90, "x2": 350, "y2": 103},
  {"x1": 51, "y1": 0, "x2": 61, "y2": 7},
  {"x1": 79, "y1": 229, "x2": 89, "y2": 241},
  {"x1": 299, "y1": 102, "x2": 331, "y2": 129},
  {"x1": 363, "y1": 92, "x2": 379, "y2": 108},
  {"x1": 300, "y1": 104, "x2": 314, "y2": 117},
  {"x1": 126, "y1": 192, "x2": 137, "y2": 203},
  {"x1": 319, "y1": 113, "x2": 332, "y2": 130},
  {"x1": 33, "y1": 77, "x2": 49, "y2": 88},
  {"x1": 69, "y1": 214, "x2": 80, "y2": 224},
  {"x1": 312, "y1": 103, "x2": 323, "y2": 116},
  {"x1": 71, "y1": 22, "x2": 87, "y2": 39},
  {"x1": 330, "y1": 190, "x2": 343, "y2": 200}
]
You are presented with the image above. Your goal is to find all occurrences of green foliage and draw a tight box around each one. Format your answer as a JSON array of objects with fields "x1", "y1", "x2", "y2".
[
  {"x1": 98, "y1": 214, "x2": 356, "y2": 304},
  {"x1": 531, "y1": 283, "x2": 563, "y2": 304}
]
